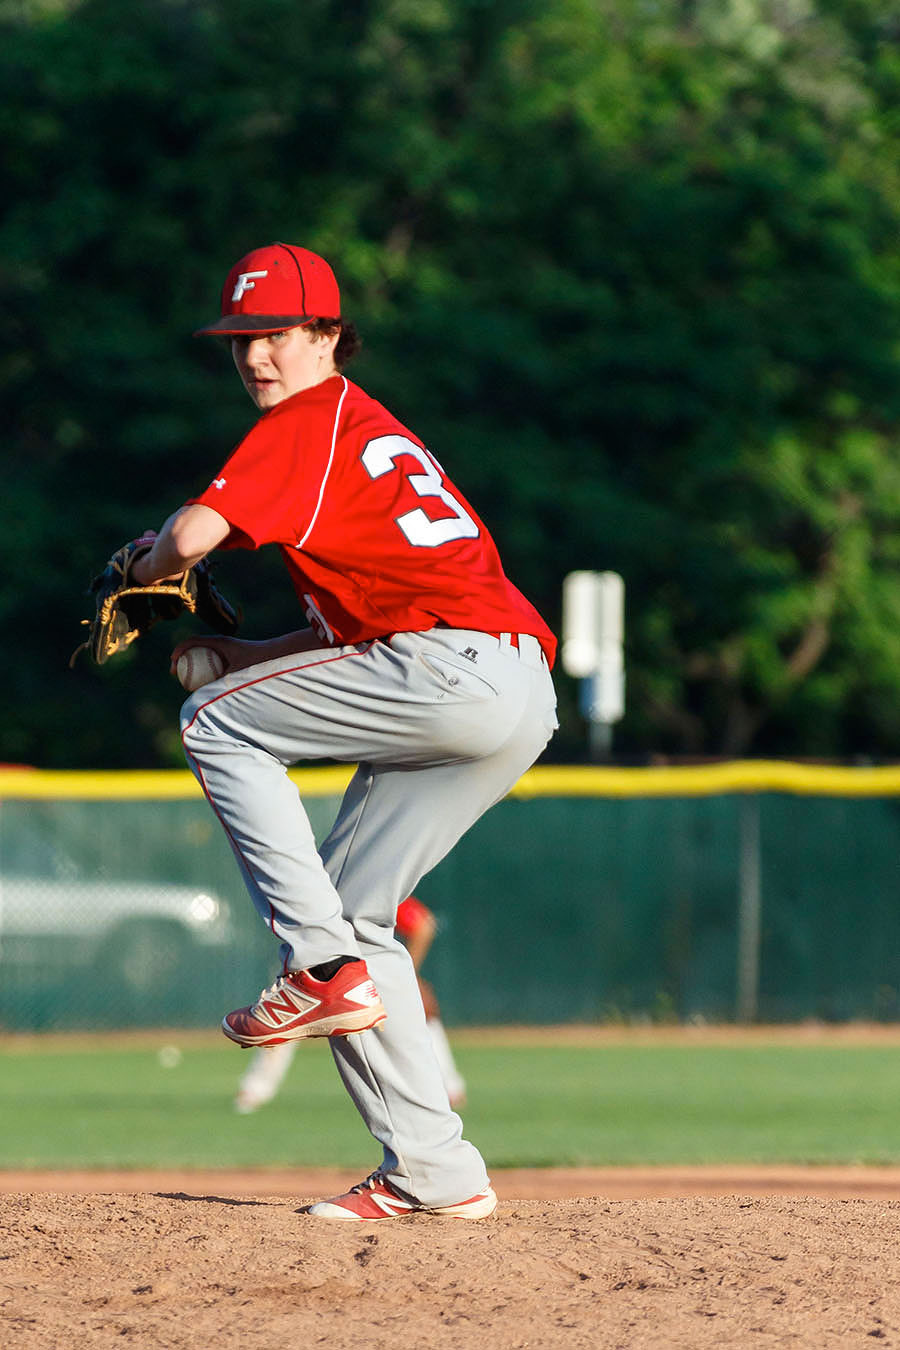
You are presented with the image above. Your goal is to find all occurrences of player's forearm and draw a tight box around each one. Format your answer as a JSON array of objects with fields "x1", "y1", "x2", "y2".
[
  {"x1": 404, "y1": 917, "x2": 436, "y2": 969},
  {"x1": 131, "y1": 505, "x2": 231, "y2": 583},
  {"x1": 170, "y1": 627, "x2": 327, "y2": 678},
  {"x1": 249, "y1": 629, "x2": 328, "y2": 661}
]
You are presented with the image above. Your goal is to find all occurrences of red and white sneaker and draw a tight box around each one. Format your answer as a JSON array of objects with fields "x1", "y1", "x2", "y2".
[
  {"x1": 222, "y1": 960, "x2": 386, "y2": 1047},
  {"x1": 307, "y1": 1171, "x2": 498, "y2": 1221}
]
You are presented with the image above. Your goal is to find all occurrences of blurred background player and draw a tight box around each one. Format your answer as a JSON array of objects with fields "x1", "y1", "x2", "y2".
[{"x1": 234, "y1": 895, "x2": 466, "y2": 1113}]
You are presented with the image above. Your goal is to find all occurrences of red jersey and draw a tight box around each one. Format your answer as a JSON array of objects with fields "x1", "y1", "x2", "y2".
[
  {"x1": 190, "y1": 375, "x2": 556, "y2": 664},
  {"x1": 395, "y1": 895, "x2": 431, "y2": 939}
]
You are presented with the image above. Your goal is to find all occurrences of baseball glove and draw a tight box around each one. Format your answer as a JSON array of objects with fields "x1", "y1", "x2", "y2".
[{"x1": 71, "y1": 535, "x2": 240, "y2": 666}]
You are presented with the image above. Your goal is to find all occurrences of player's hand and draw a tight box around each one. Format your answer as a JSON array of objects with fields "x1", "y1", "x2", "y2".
[{"x1": 170, "y1": 635, "x2": 255, "y2": 678}]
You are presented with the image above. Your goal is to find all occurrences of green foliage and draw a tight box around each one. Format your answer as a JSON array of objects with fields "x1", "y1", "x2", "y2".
[{"x1": 4, "y1": 0, "x2": 900, "y2": 762}]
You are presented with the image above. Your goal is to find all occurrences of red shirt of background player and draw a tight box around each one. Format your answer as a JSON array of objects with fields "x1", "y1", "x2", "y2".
[
  {"x1": 190, "y1": 376, "x2": 556, "y2": 664},
  {"x1": 395, "y1": 895, "x2": 430, "y2": 940}
]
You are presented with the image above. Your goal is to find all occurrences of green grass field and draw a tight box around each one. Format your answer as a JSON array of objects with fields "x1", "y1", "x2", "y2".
[{"x1": 4, "y1": 1032, "x2": 900, "y2": 1170}]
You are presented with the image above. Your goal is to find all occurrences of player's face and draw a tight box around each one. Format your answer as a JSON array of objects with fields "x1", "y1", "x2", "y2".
[{"x1": 231, "y1": 327, "x2": 338, "y2": 409}]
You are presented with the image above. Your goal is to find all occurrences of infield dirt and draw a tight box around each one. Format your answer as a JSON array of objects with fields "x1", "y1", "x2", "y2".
[{"x1": 3, "y1": 1169, "x2": 900, "y2": 1348}]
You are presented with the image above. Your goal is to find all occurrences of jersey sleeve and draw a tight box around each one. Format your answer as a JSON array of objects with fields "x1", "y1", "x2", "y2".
[{"x1": 188, "y1": 406, "x2": 331, "y2": 550}]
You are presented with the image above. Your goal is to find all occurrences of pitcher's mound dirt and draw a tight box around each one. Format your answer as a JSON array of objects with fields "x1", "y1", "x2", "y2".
[{"x1": 4, "y1": 1171, "x2": 900, "y2": 1348}]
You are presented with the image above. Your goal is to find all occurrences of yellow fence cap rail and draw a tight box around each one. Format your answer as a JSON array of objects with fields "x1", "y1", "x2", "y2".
[
  {"x1": 510, "y1": 761, "x2": 900, "y2": 798},
  {"x1": 3, "y1": 761, "x2": 900, "y2": 800},
  {"x1": 0, "y1": 767, "x2": 354, "y2": 800}
]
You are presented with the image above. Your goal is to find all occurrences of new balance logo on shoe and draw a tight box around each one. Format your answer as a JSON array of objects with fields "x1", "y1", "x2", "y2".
[
  {"x1": 365, "y1": 1189, "x2": 415, "y2": 1219},
  {"x1": 344, "y1": 980, "x2": 381, "y2": 1007},
  {"x1": 254, "y1": 982, "x2": 318, "y2": 1029}
]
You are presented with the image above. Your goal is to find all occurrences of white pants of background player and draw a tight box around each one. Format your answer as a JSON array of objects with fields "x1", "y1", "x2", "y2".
[
  {"x1": 235, "y1": 1015, "x2": 467, "y2": 1113},
  {"x1": 181, "y1": 627, "x2": 557, "y2": 1208}
]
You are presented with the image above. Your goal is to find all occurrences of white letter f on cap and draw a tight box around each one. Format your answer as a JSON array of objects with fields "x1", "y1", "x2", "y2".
[{"x1": 231, "y1": 270, "x2": 268, "y2": 302}]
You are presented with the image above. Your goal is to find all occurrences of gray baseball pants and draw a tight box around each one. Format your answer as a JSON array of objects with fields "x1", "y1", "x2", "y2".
[{"x1": 180, "y1": 626, "x2": 558, "y2": 1206}]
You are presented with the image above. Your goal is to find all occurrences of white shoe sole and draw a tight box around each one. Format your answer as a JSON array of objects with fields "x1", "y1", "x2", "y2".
[
  {"x1": 222, "y1": 1004, "x2": 386, "y2": 1047},
  {"x1": 432, "y1": 1187, "x2": 497, "y2": 1219}
]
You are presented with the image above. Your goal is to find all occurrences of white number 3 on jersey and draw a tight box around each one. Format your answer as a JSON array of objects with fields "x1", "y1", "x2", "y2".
[{"x1": 361, "y1": 436, "x2": 480, "y2": 548}]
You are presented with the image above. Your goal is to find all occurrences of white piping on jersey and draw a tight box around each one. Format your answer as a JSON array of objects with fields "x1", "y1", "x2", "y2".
[{"x1": 295, "y1": 375, "x2": 349, "y2": 551}]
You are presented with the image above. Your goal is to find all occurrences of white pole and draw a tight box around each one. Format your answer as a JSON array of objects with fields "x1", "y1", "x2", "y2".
[{"x1": 562, "y1": 571, "x2": 625, "y2": 759}]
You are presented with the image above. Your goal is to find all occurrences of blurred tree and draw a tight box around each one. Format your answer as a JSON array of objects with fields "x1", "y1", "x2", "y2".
[{"x1": 2, "y1": 0, "x2": 900, "y2": 764}]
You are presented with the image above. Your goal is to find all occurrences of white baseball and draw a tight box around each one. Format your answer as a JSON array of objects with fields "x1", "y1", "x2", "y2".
[{"x1": 176, "y1": 646, "x2": 226, "y2": 692}]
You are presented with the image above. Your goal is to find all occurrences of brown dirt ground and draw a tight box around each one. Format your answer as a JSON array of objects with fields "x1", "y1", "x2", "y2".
[
  {"x1": 6, "y1": 1026, "x2": 900, "y2": 1347},
  {"x1": 4, "y1": 1175, "x2": 900, "y2": 1348}
]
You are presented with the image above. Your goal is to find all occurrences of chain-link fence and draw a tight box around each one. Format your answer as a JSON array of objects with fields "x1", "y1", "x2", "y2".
[
  {"x1": 5, "y1": 764, "x2": 900, "y2": 1031},
  {"x1": 0, "y1": 784, "x2": 341, "y2": 1032}
]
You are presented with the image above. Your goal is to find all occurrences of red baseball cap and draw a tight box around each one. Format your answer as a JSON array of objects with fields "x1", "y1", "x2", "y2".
[{"x1": 194, "y1": 242, "x2": 341, "y2": 336}]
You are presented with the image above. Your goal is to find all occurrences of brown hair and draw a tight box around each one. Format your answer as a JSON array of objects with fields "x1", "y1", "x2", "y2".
[{"x1": 306, "y1": 318, "x2": 361, "y2": 370}]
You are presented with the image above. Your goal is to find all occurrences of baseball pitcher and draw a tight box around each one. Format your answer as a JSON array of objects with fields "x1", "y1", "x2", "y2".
[{"x1": 121, "y1": 242, "x2": 558, "y2": 1220}]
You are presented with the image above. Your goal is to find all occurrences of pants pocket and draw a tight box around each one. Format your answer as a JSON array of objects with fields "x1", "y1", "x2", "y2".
[{"x1": 418, "y1": 651, "x2": 500, "y2": 700}]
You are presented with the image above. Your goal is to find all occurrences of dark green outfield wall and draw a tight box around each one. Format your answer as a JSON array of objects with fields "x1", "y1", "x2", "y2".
[
  {"x1": 423, "y1": 793, "x2": 900, "y2": 1025},
  {"x1": 422, "y1": 794, "x2": 743, "y2": 1025},
  {"x1": 4, "y1": 769, "x2": 900, "y2": 1031}
]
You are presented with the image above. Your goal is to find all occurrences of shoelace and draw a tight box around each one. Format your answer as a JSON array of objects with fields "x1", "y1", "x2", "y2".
[
  {"x1": 251, "y1": 971, "x2": 294, "y2": 1010},
  {"x1": 350, "y1": 1171, "x2": 386, "y2": 1195}
]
